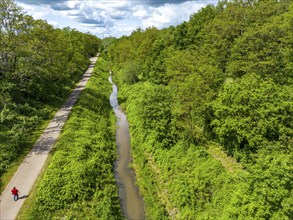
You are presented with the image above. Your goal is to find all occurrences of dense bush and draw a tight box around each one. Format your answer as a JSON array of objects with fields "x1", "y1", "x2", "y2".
[{"x1": 106, "y1": 0, "x2": 293, "y2": 219}]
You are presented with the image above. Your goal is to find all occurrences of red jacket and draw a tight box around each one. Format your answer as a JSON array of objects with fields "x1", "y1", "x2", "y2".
[{"x1": 11, "y1": 188, "x2": 19, "y2": 195}]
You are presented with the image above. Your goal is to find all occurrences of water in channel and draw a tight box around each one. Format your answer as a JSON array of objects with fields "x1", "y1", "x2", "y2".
[{"x1": 109, "y1": 74, "x2": 145, "y2": 220}]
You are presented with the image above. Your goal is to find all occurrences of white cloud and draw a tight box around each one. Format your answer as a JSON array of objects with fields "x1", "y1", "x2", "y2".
[
  {"x1": 143, "y1": 5, "x2": 175, "y2": 28},
  {"x1": 143, "y1": 2, "x2": 206, "y2": 29},
  {"x1": 18, "y1": 3, "x2": 49, "y2": 20},
  {"x1": 67, "y1": 1, "x2": 79, "y2": 9},
  {"x1": 16, "y1": 0, "x2": 218, "y2": 38},
  {"x1": 132, "y1": 6, "x2": 148, "y2": 18}
]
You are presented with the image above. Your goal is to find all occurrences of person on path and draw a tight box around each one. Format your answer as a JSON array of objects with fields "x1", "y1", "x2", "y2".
[{"x1": 11, "y1": 187, "x2": 19, "y2": 201}]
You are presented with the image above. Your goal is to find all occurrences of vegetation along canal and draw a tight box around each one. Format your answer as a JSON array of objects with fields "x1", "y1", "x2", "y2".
[{"x1": 109, "y1": 73, "x2": 145, "y2": 219}]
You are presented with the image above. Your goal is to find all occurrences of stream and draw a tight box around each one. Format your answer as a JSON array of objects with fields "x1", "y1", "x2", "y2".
[{"x1": 109, "y1": 74, "x2": 145, "y2": 220}]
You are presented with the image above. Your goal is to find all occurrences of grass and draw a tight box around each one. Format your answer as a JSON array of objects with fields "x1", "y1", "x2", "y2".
[
  {"x1": 207, "y1": 142, "x2": 247, "y2": 176},
  {"x1": 15, "y1": 71, "x2": 92, "y2": 219},
  {"x1": 15, "y1": 91, "x2": 85, "y2": 219}
]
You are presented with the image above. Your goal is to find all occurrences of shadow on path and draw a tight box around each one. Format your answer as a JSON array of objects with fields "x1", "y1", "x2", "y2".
[{"x1": 18, "y1": 195, "x2": 29, "y2": 200}]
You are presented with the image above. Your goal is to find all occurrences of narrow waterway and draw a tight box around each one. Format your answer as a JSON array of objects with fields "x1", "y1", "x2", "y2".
[{"x1": 109, "y1": 74, "x2": 145, "y2": 220}]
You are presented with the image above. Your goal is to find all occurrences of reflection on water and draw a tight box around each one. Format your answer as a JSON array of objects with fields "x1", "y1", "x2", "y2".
[{"x1": 109, "y1": 74, "x2": 145, "y2": 220}]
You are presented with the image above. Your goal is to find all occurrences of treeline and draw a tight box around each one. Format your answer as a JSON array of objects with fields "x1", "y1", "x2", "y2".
[
  {"x1": 106, "y1": 0, "x2": 292, "y2": 219},
  {"x1": 20, "y1": 57, "x2": 123, "y2": 219},
  {"x1": 0, "y1": 0, "x2": 102, "y2": 182}
]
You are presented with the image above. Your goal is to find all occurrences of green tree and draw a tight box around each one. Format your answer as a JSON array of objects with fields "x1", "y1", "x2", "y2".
[
  {"x1": 227, "y1": 148, "x2": 292, "y2": 219},
  {"x1": 211, "y1": 73, "x2": 293, "y2": 158},
  {"x1": 0, "y1": 0, "x2": 101, "y2": 182},
  {"x1": 227, "y1": 4, "x2": 293, "y2": 85}
]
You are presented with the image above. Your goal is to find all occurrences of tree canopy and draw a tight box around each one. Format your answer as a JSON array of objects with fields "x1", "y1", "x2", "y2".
[
  {"x1": 106, "y1": 0, "x2": 293, "y2": 218},
  {"x1": 0, "y1": 0, "x2": 102, "y2": 183}
]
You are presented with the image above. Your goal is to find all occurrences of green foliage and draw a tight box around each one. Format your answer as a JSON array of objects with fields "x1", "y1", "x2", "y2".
[
  {"x1": 0, "y1": 0, "x2": 102, "y2": 182},
  {"x1": 227, "y1": 5, "x2": 293, "y2": 84},
  {"x1": 211, "y1": 73, "x2": 292, "y2": 158},
  {"x1": 226, "y1": 148, "x2": 293, "y2": 219},
  {"x1": 31, "y1": 57, "x2": 122, "y2": 219},
  {"x1": 125, "y1": 82, "x2": 177, "y2": 149},
  {"x1": 2, "y1": 0, "x2": 291, "y2": 218},
  {"x1": 105, "y1": 0, "x2": 293, "y2": 218},
  {"x1": 157, "y1": 144, "x2": 232, "y2": 219},
  {"x1": 119, "y1": 61, "x2": 140, "y2": 85}
]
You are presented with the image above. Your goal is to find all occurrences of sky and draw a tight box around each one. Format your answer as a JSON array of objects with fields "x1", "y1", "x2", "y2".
[{"x1": 16, "y1": 0, "x2": 218, "y2": 39}]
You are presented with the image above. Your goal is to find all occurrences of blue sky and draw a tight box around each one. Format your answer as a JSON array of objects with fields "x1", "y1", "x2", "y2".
[{"x1": 16, "y1": 0, "x2": 218, "y2": 38}]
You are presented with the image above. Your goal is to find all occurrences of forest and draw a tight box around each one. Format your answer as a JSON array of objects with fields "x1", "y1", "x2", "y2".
[
  {"x1": 1, "y1": 0, "x2": 292, "y2": 219},
  {"x1": 0, "y1": 0, "x2": 102, "y2": 190},
  {"x1": 106, "y1": 0, "x2": 292, "y2": 219}
]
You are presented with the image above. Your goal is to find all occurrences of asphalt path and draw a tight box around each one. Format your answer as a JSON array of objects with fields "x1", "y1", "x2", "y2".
[{"x1": 0, "y1": 55, "x2": 98, "y2": 220}]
